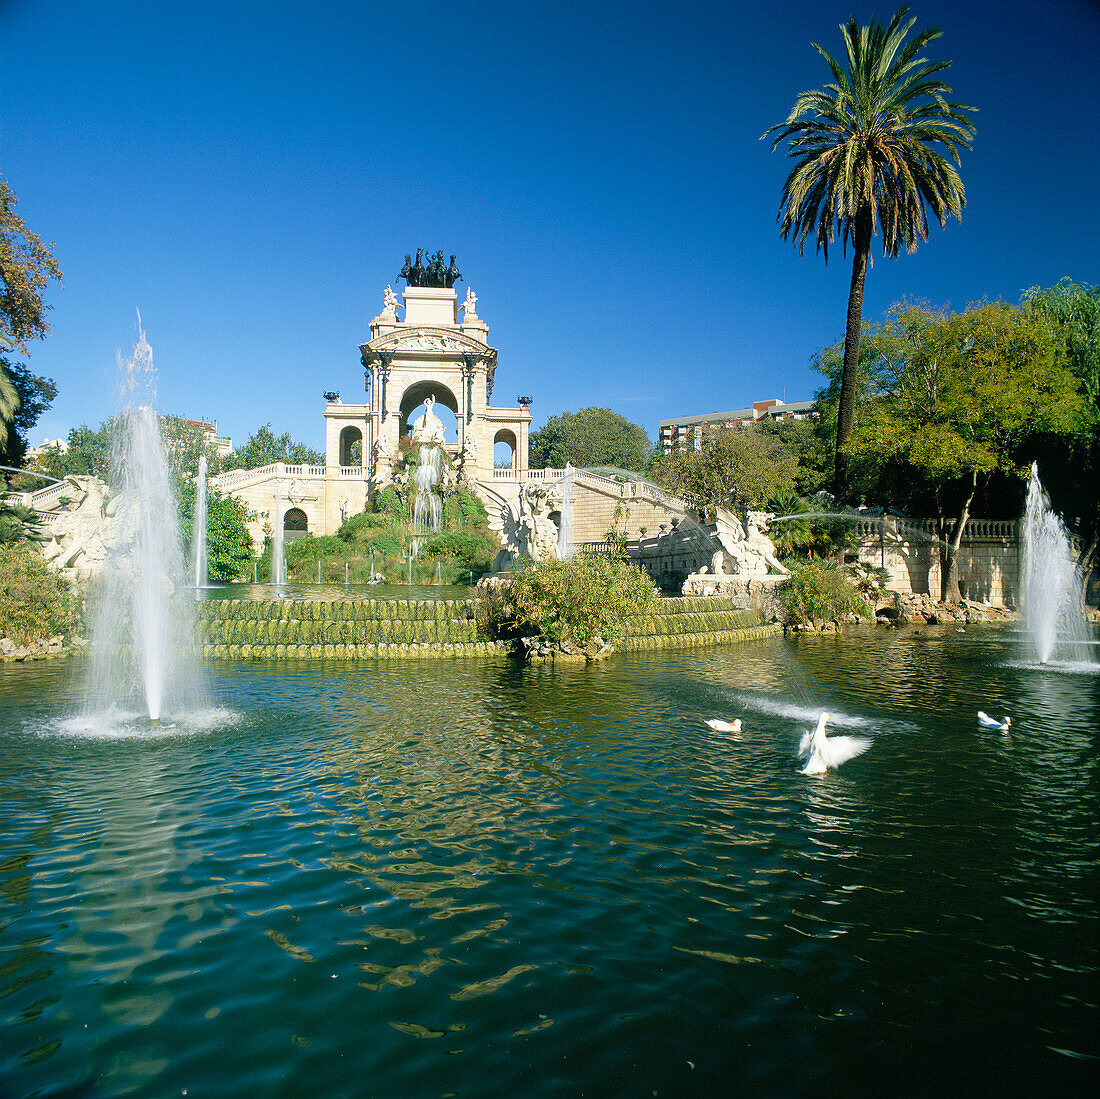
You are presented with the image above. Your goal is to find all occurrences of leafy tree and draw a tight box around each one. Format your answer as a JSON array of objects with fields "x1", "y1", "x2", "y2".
[
  {"x1": 1020, "y1": 279, "x2": 1100, "y2": 596},
  {"x1": 0, "y1": 356, "x2": 57, "y2": 469},
  {"x1": 764, "y1": 6, "x2": 975, "y2": 498},
  {"x1": 1, "y1": 177, "x2": 63, "y2": 448},
  {"x1": 223, "y1": 424, "x2": 323, "y2": 471},
  {"x1": 177, "y1": 479, "x2": 255, "y2": 582},
  {"x1": 159, "y1": 415, "x2": 222, "y2": 483},
  {"x1": 840, "y1": 300, "x2": 1081, "y2": 600},
  {"x1": 654, "y1": 427, "x2": 797, "y2": 519},
  {"x1": 529, "y1": 407, "x2": 650, "y2": 470},
  {"x1": 34, "y1": 422, "x2": 114, "y2": 480},
  {"x1": 755, "y1": 415, "x2": 831, "y2": 496}
]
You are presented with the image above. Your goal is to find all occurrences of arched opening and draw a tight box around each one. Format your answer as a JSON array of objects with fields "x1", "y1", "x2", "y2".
[
  {"x1": 339, "y1": 426, "x2": 363, "y2": 467},
  {"x1": 494, "y1": 429, "x2": 517, "y2": 471},
  {"x1": 283, "y1": 507, "x2": 308, "y2": 543},
  {"x1": 399, "y1": 382, "x2": 459, "y2": 445}
]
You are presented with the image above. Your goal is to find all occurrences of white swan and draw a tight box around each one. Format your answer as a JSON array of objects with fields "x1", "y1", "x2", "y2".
[
  {"x1": 977, "y1": 711, "x2": 1011, "y2": 731},
  {"x1": 705, "y1": 718, "x2": 742, "y2": 733},
  {"x1": 798, "y1": 712, "x2": 871, "y2": 774}
]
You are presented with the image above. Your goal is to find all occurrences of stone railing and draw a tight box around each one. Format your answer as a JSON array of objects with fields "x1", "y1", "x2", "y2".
[
  {"x1": 211, "y1": 463, "x2": 327, "y2": 491},
  {"x1": 13, "y1": 480, "x2": 74, "y2": 512},
  {"x1": 853, "y1": 516, "x2": 1018, "y2": 542}
]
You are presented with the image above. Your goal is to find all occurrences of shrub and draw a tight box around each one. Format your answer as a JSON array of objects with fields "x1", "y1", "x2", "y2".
[
  {"x1": 482, "y1": 552, "x2": 657, "y2": 644},
  {"x1": 780, "y1": 559, "x2": 872, "y2": 625},
  {"x1": 417, "y1": 531, "x2": 495, "y2": 567},
  {"x1": 0, "y1": 545, "x2": 83, "y2": 643},
  {"x1": 372, "y1": 486, "x2": 408, "y2": 524},
  {"x1": 337, "y1": 512, "x2": 386, "y2": 541}
]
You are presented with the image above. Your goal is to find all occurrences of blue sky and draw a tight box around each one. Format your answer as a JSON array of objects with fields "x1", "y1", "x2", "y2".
[{"x1": 3, "y1": 0, "x2": 1098, "y2": 454}]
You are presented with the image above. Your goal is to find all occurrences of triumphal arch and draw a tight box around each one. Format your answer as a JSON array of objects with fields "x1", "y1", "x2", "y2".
[{"x1": 332, "y1": 264, "x2": 531, "y2": 492}]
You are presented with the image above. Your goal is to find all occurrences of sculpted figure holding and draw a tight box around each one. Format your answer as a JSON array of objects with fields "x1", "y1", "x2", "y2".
[
  {"x1": 381, "y1": 285, "x2": 400, "y2": 319},
  {"x1": 745, "y1": 511, "x2": 789, "y2": 575},
  {"x1": 410, "y1": 396, "x2": 447, "y2": 445},
  {"x1": 461, "y1": 287, "x2": 478, "y2": 319}
]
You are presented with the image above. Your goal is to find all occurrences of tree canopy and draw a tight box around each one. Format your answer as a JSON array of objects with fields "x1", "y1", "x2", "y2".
[
  {"x1": 764, "y1": 6, "x2": 975, "y2": 497},
  {"x1": 0, "y1": 356, "x2": 56, "y2": 469},
  {"x1": 528, "y1": 407, "x2": 650, "y2": 471},
  {"x1": 223, "y1": 424, "x2": 324, "y2": 471},
  {"x1": 0, "y1": 178, "x2": 63, "y2": 449},
  {"x1": 653, "y1": 427, "x2": 798, "y2": 519},
  {"x1": 822, "y1": 299, "x2": 1081, "y2": 598}
]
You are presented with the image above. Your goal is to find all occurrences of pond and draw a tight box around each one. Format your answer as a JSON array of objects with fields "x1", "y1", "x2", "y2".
[{"x1": 1, "y1": 624, "x2": 1097, "y2": 1096}]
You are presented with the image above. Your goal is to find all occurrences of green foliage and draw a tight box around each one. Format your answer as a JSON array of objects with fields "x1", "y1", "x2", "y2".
[
  {"x1": 780, "y1": 559, "x2": 872, "y2": 625},
  {"x1": 417, "y1": 531, "x2": 495, "y2": 568},
  {"x1": 369, "y1": 533, "x2": 403, "y2": 559},
  {"x1": 0, "y1": 544, "x2": 82, "y2": 643},
  {"x1": 177, "y1": 482, "x2": 255, "y2": 582},
  {"x1": 0, "y1": 501, "x2": 44, "y2": 546},
  {"x1": 159, "y1": 415, "x2": 222, "y2": 483},
  {"x1": 766, "y1": 488, "x2": 812, "y2": 556},
  {"x1": 1, "y1": 177, "x2": 64, "y2": 357},
  {"x1": 372, "y1": 485, "x2": 409, "y2": 524},
  {"x1": 223, "y1": 424, "x2": 323, "y2": 471},
  {"x1": 654, "y1": 427, "x2": 798, "y2": 518},
  {"x1": 36, "y1": 422, "x2": 113, "y2": 481},
  {"x1": 529, "y1": 407, "x2": 651, "y2": 471},
  {"x1": 754, "y1": 416, "x2": 830, "y2": 496},
  {"x1": 482, "y1": 552, "x2": 657, "y2": 644},
  {"x1": 205, "y1": 493, "x2": 254, "y2": 580},
  {"x1": 337, "y1": 512, "x2": 387, "y2": 541},
  {"x1": 0, "y1": 355, "x2": 57, "y2": 468}
]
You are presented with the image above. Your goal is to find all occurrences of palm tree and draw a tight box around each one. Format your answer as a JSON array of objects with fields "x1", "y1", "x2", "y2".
[{"x1": 764, "y1": 6, "x2": 975, "y2": 499}]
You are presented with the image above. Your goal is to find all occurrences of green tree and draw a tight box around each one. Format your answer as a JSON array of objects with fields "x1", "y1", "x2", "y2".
[
  {"x1": 1020, "y1": 279, "x2": 1100, "y2": 594},
  {"x1": 159, "y1": 415, "x2": 222, "y2": 483},
  {"x1": 654, "y1": 428, "x2": 797, "y2": 519},
  {"x1": 764, "y1": 6, "x2": 975, "y2": 498},
  {"x1": 223, "y1": 424, "x2": 324, "y2": 471},
  {"x1": 0, "y1": 356, "x2": 57, "y2": 469},
  {"x1": 35, "y1": 422, "x2": 113, "y2": 480},
  {"x1": 842, "y1": 300, "x2": 1081, "y2": 600},
  {"x1": 177, "y1": 478, "x2": 255, "y2": 582},
  {"x1": 529, "y1": 407, "x2": 650, "y2": 470},
  {"x1": 1, "y1": 178, "x2": 63, "y2": 448}
]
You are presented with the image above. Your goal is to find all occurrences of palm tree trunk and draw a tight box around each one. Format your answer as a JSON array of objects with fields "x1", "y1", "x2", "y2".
[{"x1": 834, "y1": 213, "x2": 872, "y2": 502}]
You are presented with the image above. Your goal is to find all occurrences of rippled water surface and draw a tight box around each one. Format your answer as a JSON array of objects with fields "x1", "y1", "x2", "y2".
[{"x1": 2, "y1": 625, "x2": 1098, "y2": 1096}]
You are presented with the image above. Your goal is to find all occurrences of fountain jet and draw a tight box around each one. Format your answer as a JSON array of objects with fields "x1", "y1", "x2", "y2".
[
  {"x1": 1022, "y1": 463, "x2": 1088, "y2": 665},
  {"x1": 84, "y1": 319, "x2": 207, "y2": 723}
]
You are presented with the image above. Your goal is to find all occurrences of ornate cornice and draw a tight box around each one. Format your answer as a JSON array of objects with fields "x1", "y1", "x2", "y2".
[{"x1": 364, "y1": 327, "x2": 497, "y2": 358}]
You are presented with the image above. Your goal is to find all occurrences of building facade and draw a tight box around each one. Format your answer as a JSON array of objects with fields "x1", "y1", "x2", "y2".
[{"x1": 659, "y1": 398, "x2": 816, "y2": 453}]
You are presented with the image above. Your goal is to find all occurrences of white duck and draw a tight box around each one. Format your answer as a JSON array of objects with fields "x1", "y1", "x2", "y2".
[
  {"x1": 798, "y1": 712, "x2": 871, "y2": 774},
  {"x1": 705, "y1": 718, "x2": 742, "y2": 733},
  {"x1": 977, "y1": 711, "x2": 1012, "y2": 731}
]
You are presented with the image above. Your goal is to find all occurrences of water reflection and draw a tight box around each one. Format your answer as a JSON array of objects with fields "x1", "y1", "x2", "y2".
[{"x1": 1, "y1": 624, "x2": 1098, "y2": 1095}]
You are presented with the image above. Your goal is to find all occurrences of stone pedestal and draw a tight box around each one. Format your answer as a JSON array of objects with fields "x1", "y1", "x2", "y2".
[{"x1": 402, "y1": 286, "x2": 458, "y2": 325}]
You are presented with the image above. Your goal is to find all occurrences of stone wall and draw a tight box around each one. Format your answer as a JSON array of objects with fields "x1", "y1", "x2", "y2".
[{"x1": 853, "y1": 518, "x2": 1019, "y2": 606}]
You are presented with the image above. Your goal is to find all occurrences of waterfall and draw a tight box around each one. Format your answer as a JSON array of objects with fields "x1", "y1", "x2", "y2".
[{"x1": 412, "y1": 444, "x2": 444, "y2": 534}]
